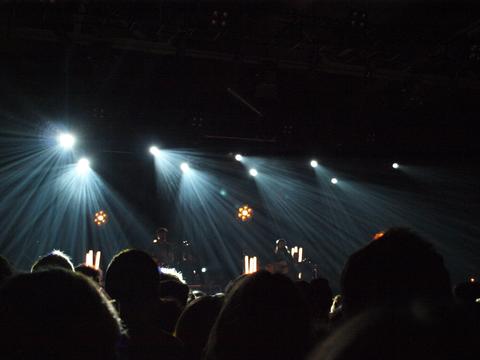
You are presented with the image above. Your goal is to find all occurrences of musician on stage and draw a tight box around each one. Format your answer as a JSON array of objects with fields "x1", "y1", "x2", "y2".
[{"x1": 271, "y1": 238, "x2": 298, "y2": 279}]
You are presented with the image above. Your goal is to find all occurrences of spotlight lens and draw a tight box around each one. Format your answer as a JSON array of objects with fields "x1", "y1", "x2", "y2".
[
  {"x1": 58, "y1": 133, "x2": 75, "y2": 149},
  {"x1": 235, "y1": 154, "x2": 243, "y2": 161},
  {"x1": 201, "y1": 267, "x2": 207, "y2": 273},
  {"x1": 392, "y1": 162, "x2": 399, "y2": 169},
  {"x1": 77, "y1": 158, "x2": 90, "y2": 173},
  {"x1": 149, "y1": 146, "x2": 160, "y2": 156},
  {"x1": 249, "y1": 168, "x2": 258, "y2": 177},
  {"x1": 331, "y1": 177, "x2": 338, "y2": 184},
  {"x1": 310, "y1": 160, "x2": 318, "y2": 168},
  {"x1": 180, "y1": 162, "x2": 190, "y2": 172}
]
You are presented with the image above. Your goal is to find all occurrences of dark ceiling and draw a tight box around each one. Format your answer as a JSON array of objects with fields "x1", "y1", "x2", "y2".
[{"x1": 2, "y1": 1, "x2": 480, "y2": 158}]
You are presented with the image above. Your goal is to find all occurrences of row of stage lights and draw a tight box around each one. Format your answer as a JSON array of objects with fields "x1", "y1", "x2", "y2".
[
  {"x1": 150, "y1": 145, "x2": 400, "y2": 184},
  {"x1": 58, "y1": 133, "x2": 401, "y2": 184}
]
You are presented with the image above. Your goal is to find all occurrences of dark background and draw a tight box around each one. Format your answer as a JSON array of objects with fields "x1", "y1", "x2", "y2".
[{"x1": 1, "y1": 1, "x2": 479, "y2": 287}]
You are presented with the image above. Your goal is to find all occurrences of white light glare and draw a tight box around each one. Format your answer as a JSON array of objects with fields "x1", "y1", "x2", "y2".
[
  {"x1": 149, "y1": 146, "x2": 161, "y2": 156},
  {"x1": 310, "y1": 160, "x2": 318, "y2": 168},
  {"x1": 249, "y1": 168, "x2": 258, "y2": 177},
  {"x1": 201, "y1": 267, "x2": 207, "y2": 273},
  {"x1": 77, "y1": 158, "x2": 90, "y2": 174},
  {"x1": 58, "y1": 133, "x2": 76, "y2": 149},
  {"x1": 392, "y1": 162, "x2": 399, "y2": 169},
  {"x1": 180, "y1": 162, "x2": 190, "y2": 172},
  {"x1": 235, "y1": 154, "x2": 243, "y2": 161},
  {"x1": 331, "y1": 178, "x2": 338, "y2": 184}
]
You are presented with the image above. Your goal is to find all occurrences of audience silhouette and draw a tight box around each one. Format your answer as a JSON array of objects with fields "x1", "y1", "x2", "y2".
[{"x1": 0, "y1": 227, "x2": 477, "y2": 360}]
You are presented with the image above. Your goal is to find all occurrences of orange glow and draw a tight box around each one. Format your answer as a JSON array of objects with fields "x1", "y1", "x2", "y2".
[
  {"x1": 237, "y1": 205, "x2": 253, "y2": 222},
  {"x1": 94, "y1": 210, "x2": 108, "y2": 226},
  {"x1": 373, "y1": 231, "x2": 385, "y2": 240}
]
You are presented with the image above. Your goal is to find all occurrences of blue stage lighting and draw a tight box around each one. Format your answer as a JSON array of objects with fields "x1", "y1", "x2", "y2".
[
  {"x1": 180, "y1": 162, "x2": 190, "y2": 172},
  {"x1": 392, "y1": 162, "x2": 399, "y2": 169},
  {"x1": 57, "y1": 133, "x2": 76, "y2": 150},
  {"x1": 149, "y1": 146, "x2": 161, "y2": 156},
  {"x1": 235, "y1": 154, "x2": 243, "y2": 161},
  {"x1": 331, "y1": 177, "x2": 338, "y2": 184},
  {"x1": 310, "y1": 160, "x2": 318, "y2": 168},
  {"x1": 249, "y1": 168, "x2": 258, "y2": 177},
  {"x1": 77, "y1": 158, "x2": 90, "y2": 174}
]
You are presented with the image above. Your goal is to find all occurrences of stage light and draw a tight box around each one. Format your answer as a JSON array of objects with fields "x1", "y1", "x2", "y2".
[
  {"x1": 57, "y1": 133, "x2": 76, "y2": 149},
  {"x1": 149, "y1": 146, "x2": 160, "y2": 156},
  {"x1": 249, "y1": 168, "x2": 258, "y2": 177},
  {"x1": 392, "y1": 162, "x2": 399, "y2": 169},
  {"x1": 235, "y1": 154, "x2": 243, "y2": 161},
  {"x1": 238, "y1": 205, "x2": 253, "y2": 222},
  {"x1": 180, "y1": 162, "x2": 190, "y2": 172},
  {"x1": 201, "y1": 267, "x2": 207, "y2": 273},
  {"x1": 220, "y1": 189, "x2": 227, "y2": 197},
  {"x1": 94, "y1": 210, "x2": 108, "y2": 226},
  {"x1": 77, "y1": 158, "x2": 90, "y2": 174},
  {"x1": 331, "y1": 178, "x2": 338, "y2": 184},
  {"x1": 310, "y1": 160, "x2": 318, "y2": 168}
]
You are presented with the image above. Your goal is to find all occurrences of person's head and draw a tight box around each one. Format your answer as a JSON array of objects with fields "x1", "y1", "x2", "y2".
[
  {"x1": 0, "y1": 269, "x2": 123, "y2": 360},
  {"x1": 157, "y1": 298, "x2": 183, "y2": 334},
  {"x1": 105, "y1": 249, "x2": 159, "y2": 305},
  {"x1": 176, "y1": 295, "x2": 224, "y2": 360},
  {"x1": 0, "y1": 255, "x2": 13, "y2": 285},
  {"x1": 75, "y1": 264, "x2": 103, "y2": 284},
  {"x1": 310, "y1": 277, "x2": 333, "y2": 320},
  {"x1": 205, "y1": 270, "x2": 311, "y2": 360},
  {"x1": 341, "y1": 227, "x2": 452, "y2": 318},
  {"x1": 309, "y1": 305, "x2": 480, "y2": 360},
  {"x1": 275, "y1": 238, "x2": 287, "y2": 252},
  {"x1": 159, "y1": 279, "x2": 190, "y2": 308},
  {"x1": 31, "y1": 249, "x2": 74, "y2": 272}
]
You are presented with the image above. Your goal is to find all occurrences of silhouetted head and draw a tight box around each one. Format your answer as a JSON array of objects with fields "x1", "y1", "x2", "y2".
[
  {"x1": 105, "y1": 249, "x2": 159, "y2": 304},
  {"x1": 31, "y1": 250, "x2": 74, "y2": 272},
  {"x1": 75, "y1": 264, "x2": 103, "y2": 284},
  {"x1": 310, "y1": 277, "x2": 333, "y2": 320},
  {"x1": 0, "y1": 255, "x2": 13, "y2": 285},
  {"x1": 309, "y1": 305, "x2": 480, "y2": 360},
  {"x1": 0, "y1": 269, "x2": 123, "y2": 360},
  {"x1": 159, "y1": 279, "x2": 189, "y2": 308},
  {"x1": 157, "y1": 298, "x2": 183, "y2": 334},
  {"x1": 205, "y1": 270, "x2": 311, "y2": 360},
  {"x1": 176, "y1": 295, "x2": 224, "y2": 360},
  {"x1": 341, "y1": 228, "x2": 452, "y2": 318}
]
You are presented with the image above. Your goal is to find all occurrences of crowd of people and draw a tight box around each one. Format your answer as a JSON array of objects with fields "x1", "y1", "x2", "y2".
[{"x1": 0, "y1": 227, "x2": 479, "y2": 360}]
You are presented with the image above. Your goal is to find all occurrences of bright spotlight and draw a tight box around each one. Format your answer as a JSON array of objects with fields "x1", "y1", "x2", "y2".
[
  {"x1": 235, "y1": 154, "x2": 243, "y2": 161},
  {"x1": 180, "y1": 162, "x2": 190, "y2": 172},
  {"x1": 57, "y1": 133, "x2": 76, "y2": 149},
  {"x1": 310, "y1": 160, "x2": 318, "y2": 168},
  {"x1": 201, "y1": 267, "x2": 207, "y2": 273},
  {"x1": 77, "y1": 158, "x2": 90, "y2": 174},
  {"x1": 331, "y1": 177, "x2": 338, "y2": 184},
  {"x1": 249, "y1": 168, "x2": 258, "y2": 177},
  {"x1": 392, "y1": 162, "x2": 399, "y2": 169},
  {"x1": 149, "y1": 146, "x2": 161, "y2": 156}
]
